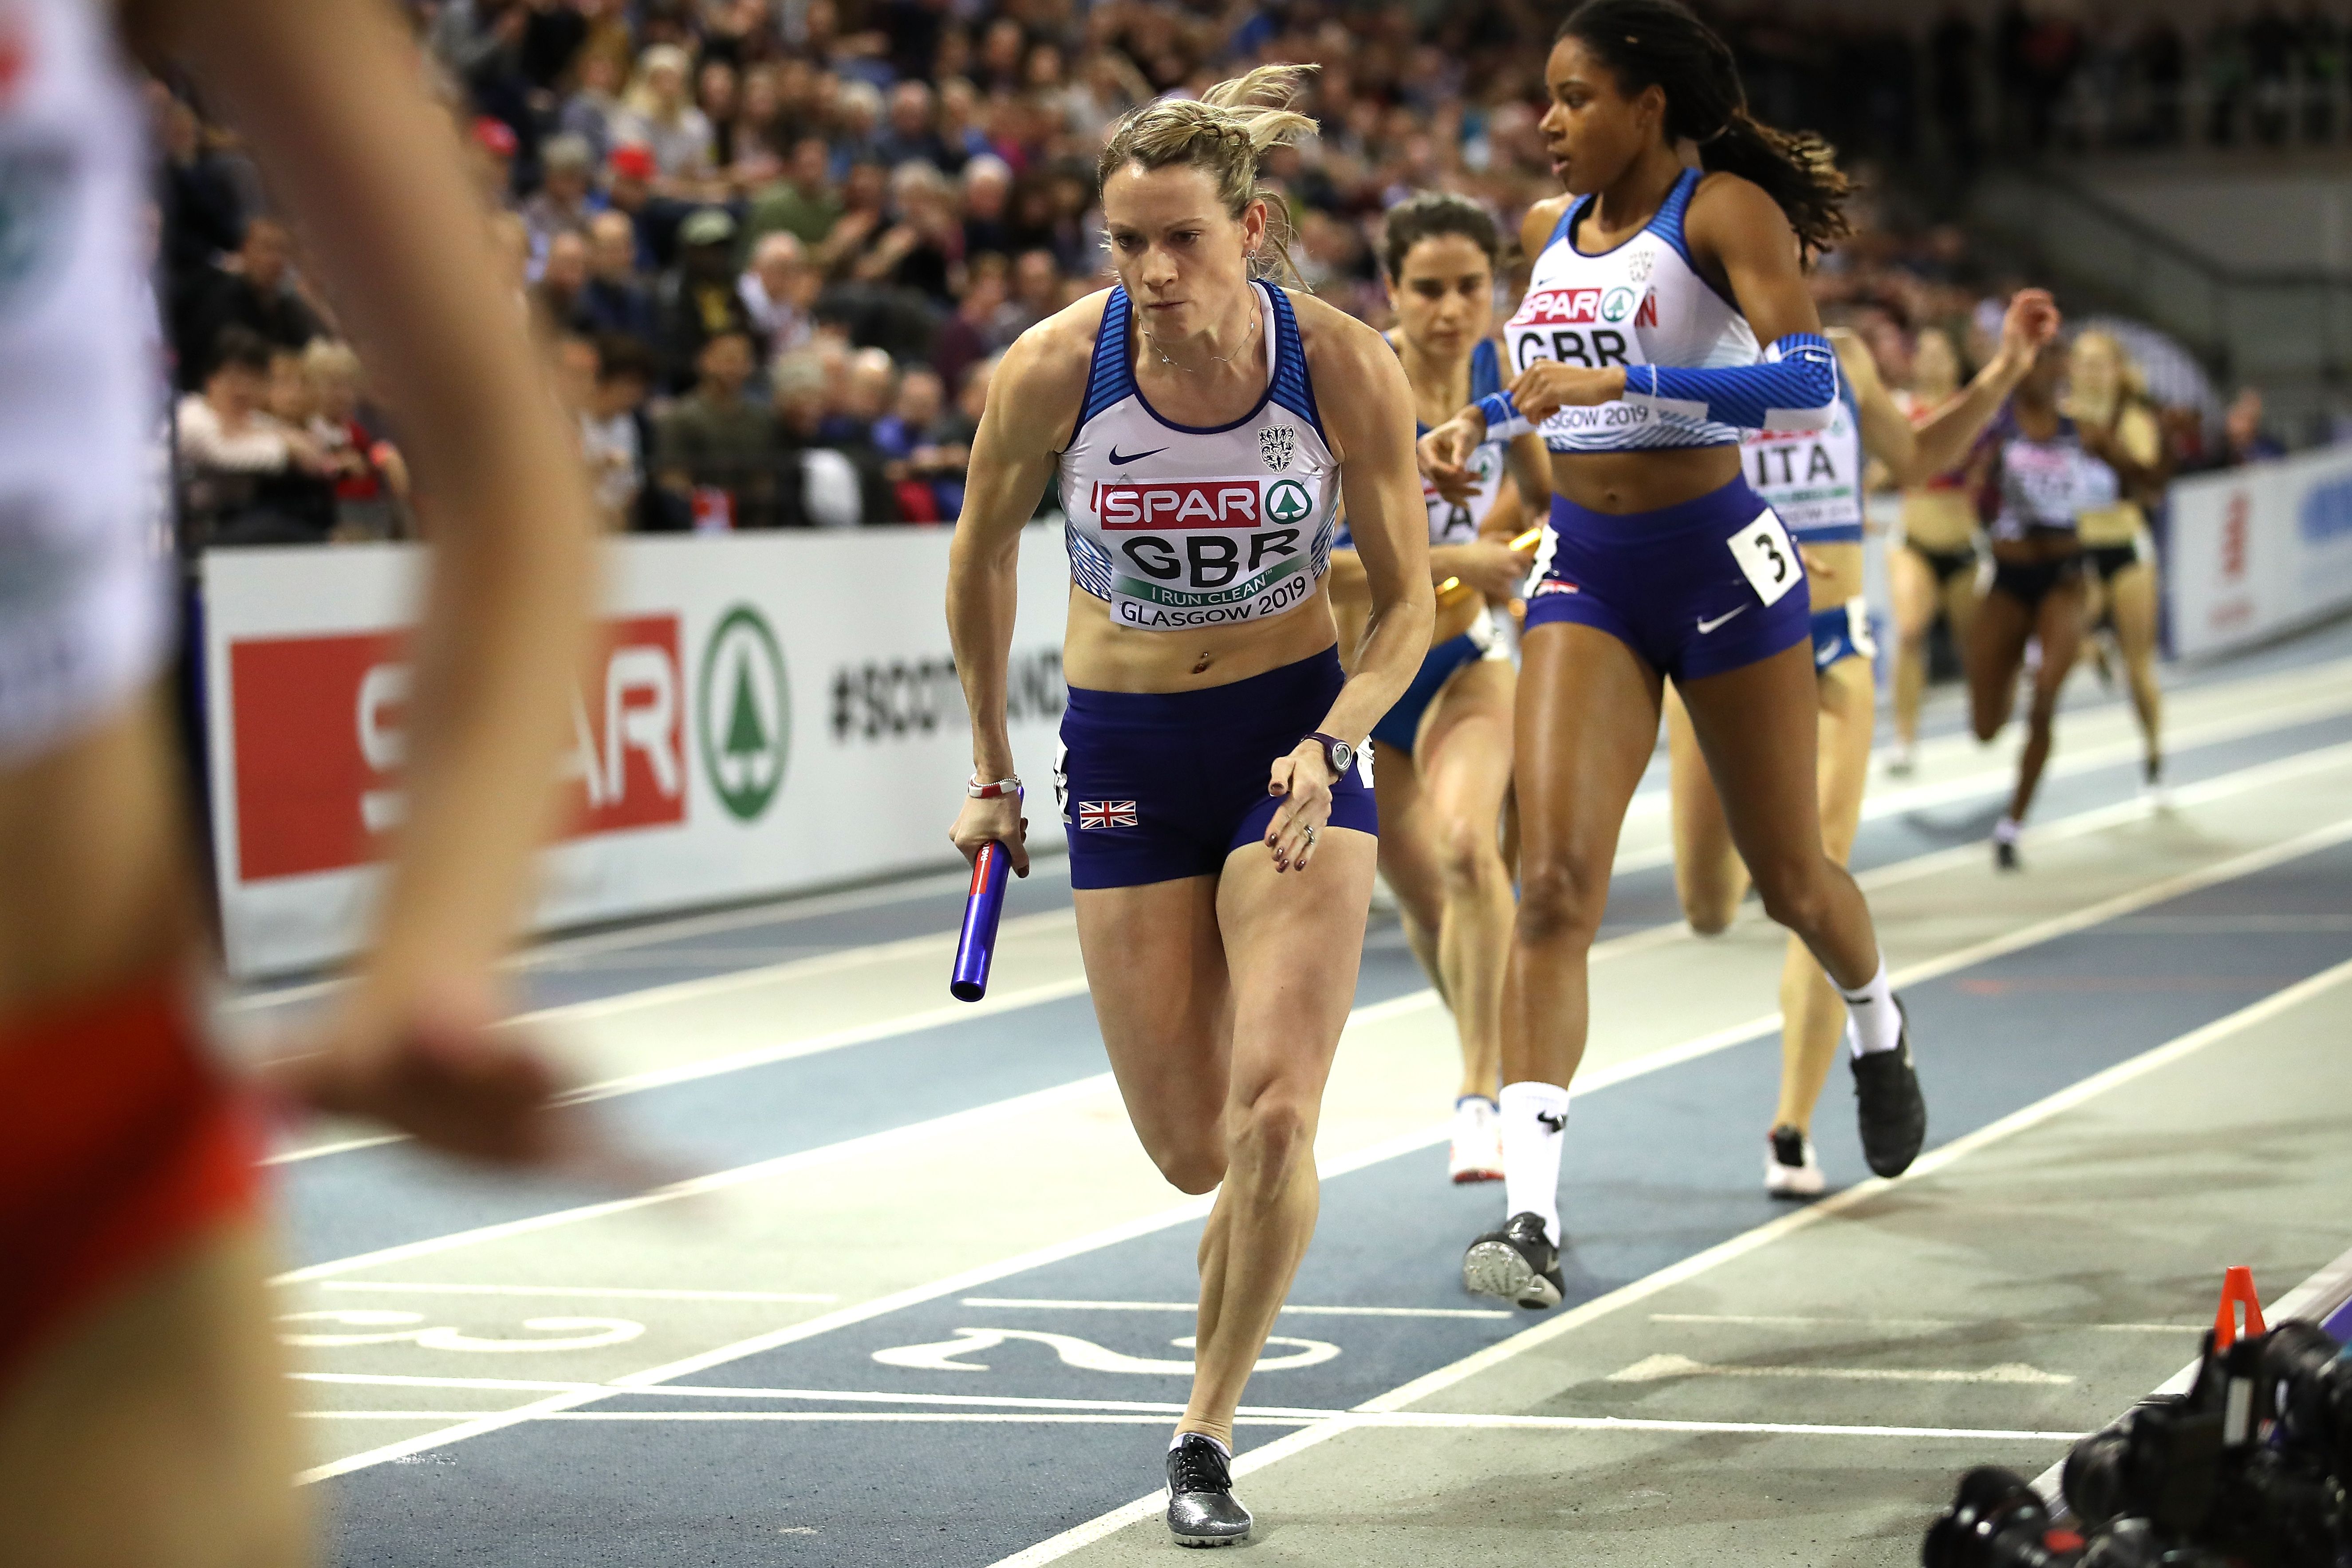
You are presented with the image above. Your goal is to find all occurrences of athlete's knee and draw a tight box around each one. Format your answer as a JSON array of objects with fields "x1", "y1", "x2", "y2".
[
  {"x1": 1680, "y1": 888, "x2": 1736, "y2": 938},
  {"x1": 1226, "y1": 1092, "x2": 1311, "y2": 1187},
  {"x1": 1515, "y1": 851, "x2": 1608, "y2": 947},
  {"x1": 1150, "y1": 1139, "x2": 1227, "y2": 1196},
  {"x1": 1752, "y1": 856, "x2": 1838, "y2": 937},
  {"x1": 1433, "y1": 810, "x2": 1503, "y2": 895}
]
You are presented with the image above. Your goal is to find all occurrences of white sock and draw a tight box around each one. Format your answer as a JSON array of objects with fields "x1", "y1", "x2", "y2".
[
  {"x1": 1840, "y1": 956, "x2": 1902, "y2": 1057},
  {"x1": 1170, "y1": 1431, "x2": 1230, "y2": 1457},
  {"x1": 1993, "y1": 816, "x2": 2021, "y2": 845},
  {"x1": 1498, "y1": 1081, "x2": 1571, "y2": 1245}
]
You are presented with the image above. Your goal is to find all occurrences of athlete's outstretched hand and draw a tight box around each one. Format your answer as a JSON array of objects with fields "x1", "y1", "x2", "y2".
[
  {"x1": 951, "y1": 791, "x2": 1030, "y2": 878},
  {"x1": 1997, "y1": 288, "x2": 2062, "y2": 362},
  {"x1": 1508, "y1": 360, "x2": 1622, "y2": 424},
  {"x1": 1264, "y1": 742, "x2": 1336, "y2": 874},
  {"x1": 1449, "y1": 540, "x2": 1539, "y2": 603},
  {"x1": 1417, "y1": 414, "x2": 1484, "y2": 507}
]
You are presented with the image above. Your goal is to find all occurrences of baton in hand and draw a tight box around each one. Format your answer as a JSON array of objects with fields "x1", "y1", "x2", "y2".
[{"x1": 950, "y1": 841, "x2": 1012, "y2": 1002}]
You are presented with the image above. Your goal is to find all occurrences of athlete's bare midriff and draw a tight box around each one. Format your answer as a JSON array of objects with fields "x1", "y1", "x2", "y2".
[
  {"x1": 0, "y1": 699, "x2": 201, "y2": 1020},
  {"x1": 1063, "y1": 582, "x2": 1341, "y2": 692},
  {"x1": 1901, "y1": 488, "x2": 1978, "y2": 553},
  {"x1": 1548, "y1": 444, "x2": 1743, "y2": 515}
]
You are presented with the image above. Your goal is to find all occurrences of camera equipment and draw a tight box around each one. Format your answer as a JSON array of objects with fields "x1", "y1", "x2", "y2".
[{"x1": 1924, "y1": 1467, "x2": 2086, "y2": 1568}]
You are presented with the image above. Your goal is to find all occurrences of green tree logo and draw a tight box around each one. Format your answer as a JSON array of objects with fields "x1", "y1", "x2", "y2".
[
  {"x1": 697, "y1": 605, "x2": 789, "y2": 821},
  {"x1": 1265, "y1": 479, "x2": 1313, "y2": 525}
]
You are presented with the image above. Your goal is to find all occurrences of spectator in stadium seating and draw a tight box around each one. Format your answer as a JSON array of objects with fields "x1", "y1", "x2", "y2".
[
  {"x1": 254, "y1": 346, "x2": 343, "y2": 538},
  {"x1": 521, "y1": 135, "x2": 599, "y2": 255},
  {"x1": 772, "y1": 348, "x2": 891, "y2": 527},
  {"x1": 468, "y1": 113, "x2": 520, "y2": 206},
  {"x1": 599, "y1": 144, "x2": 692, "y2": 273},
  {"x1": 582, "y1": 334, "x2": 655, "y2": 531},
  {"x1": 697, "y1": 57, "x2": 744, "y2": 169},
  {"x1": 654, "y1": 330, "x2": 785, "y2": 527},
  {"x1": 2220, "y1": 386, "x2": 2288, "y2": 465},
  {"x1": 850, "y1": 161, "x2": 962, "y2": 299},
  {"x1": 621, "y1": 44, "x2": 717, "y2": 195},
  {"x1": 937, "y1": 76, "x2": 993, "y2": 165},
  {"x1": 830, "y1": 79, "x2": 886, "y2": 178},
  {"x1": 957, "y1": 154, "x2": 1016, "y2": 258},
  {"x1": 870, "y1": 365, "x2": 967, "y2": 523},
  {"x1": 174, "y1": 327, "x2": 335, "y2": 544},
  {"x1": 814, "y1": 158, "x2": 891, "y2": 278},
  {"x1": 657, "y1": 206, "x2": 756, "y2": 391},
  {"x1": 559, "y1": 49, "x2": 627, "y2": 169},
  {"x1": 531, "y1": 230, "x2": 593, "y2": 335},
  {"x1": 171, "y1": 216, "x2": 320, "y2": 389},
  {"x1": 739, "y1": 232, "x2": 818, "y2": 359},
  {"x1": 820, "y1": 344, "x2": 895, "y2": 447},
  {"x1": 151, "y1": 85, "x2": 243, "y2": 300},
  {"x1": 745, "y1": 136, "x2": 845, "y2": 251},
  {"x1": 579, "y1": 209, "x2": 660, "y2": 348},
  {"x1": 877, "y1": 80, "x2": 954, "y2": 173},
  {"x1": 303, "y1": 339, "x2": 408, "y2": 541},
  {"x1": 930, "y1": 251, "x2": 1008, "y2": 400},
  {"x1": 993, "y1": 246, "x2": 1060, "y2": 342}
]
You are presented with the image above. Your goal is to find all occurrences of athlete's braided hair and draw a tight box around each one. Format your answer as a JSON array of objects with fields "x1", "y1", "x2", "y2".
[
  {"x1": 1379, "y1": 192, "x2": 1503, "y2": 282},
  {"x1": 1096, "y1": 64, "x2": 1319, "y2": 285},
  {"x1": 1558, "y1": 0, "x2": 1852, "y2": 259}
]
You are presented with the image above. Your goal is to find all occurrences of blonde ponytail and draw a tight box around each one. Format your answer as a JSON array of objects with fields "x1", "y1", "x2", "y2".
[{"x1": 1096, "y1": 64, "x2": 1319, "y2": 286}]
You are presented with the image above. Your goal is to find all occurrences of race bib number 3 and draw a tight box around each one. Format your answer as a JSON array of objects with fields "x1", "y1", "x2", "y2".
[{"x1": 1726, "y1": 509, "x2": 1802, "y2": 608}]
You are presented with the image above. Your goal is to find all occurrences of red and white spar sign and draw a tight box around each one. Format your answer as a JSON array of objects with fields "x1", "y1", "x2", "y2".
[{"x1": 227, "y1": 616, "x2": 687, "y2": 882}]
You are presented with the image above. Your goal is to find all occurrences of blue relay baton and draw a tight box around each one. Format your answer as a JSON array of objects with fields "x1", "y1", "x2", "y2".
[{"x1": 950, "y1": 841, "x2": 1012, "y2": 1002}]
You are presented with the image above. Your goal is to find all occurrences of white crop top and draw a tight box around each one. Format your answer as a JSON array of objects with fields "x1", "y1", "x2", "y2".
[
  {"x1": 1503, "y1": 167, "x2": 1758, "y2": 454},
  {"x1": 1060, "y1": 282, "x2": 1338, "y2": 632},
  {"x1": 0, "y1": 0, "x2": 169, "y2": 764}
]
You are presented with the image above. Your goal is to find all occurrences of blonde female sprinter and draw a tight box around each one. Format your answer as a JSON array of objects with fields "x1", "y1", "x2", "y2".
[
  {"x1": 1328, "y1": 192, "x2": 1548, "y2": 1184},
  {"x1": 1886, "y1": 324, "x2": 1991, "y2": 776},
  {"x1": 2065, "y1": 328, "x2": 2171, "y2": 803},
  {"x1": 1666, "y1": 290, "x2": 2057, "y2": 1196},
  {"x1": 945, "y1": 67, "x2": 1431, "y2": 1546}
]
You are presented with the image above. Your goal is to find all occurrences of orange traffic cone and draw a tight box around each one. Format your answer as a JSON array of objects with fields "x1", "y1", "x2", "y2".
[{"x1": 2213, "y1": 1265, "x2": 2266, "y2": 1348}]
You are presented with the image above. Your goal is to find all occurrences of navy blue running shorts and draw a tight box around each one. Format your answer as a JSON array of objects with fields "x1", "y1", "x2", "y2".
[
  {"x1": 1056, "y1": 648, "x2": 1379, "y2": 891},
  {"x1": 1810, "y1": 596, "x2": 1879, "y2": 672},
  {"x1": 1524, "y1": 475, "x2": 1812, "y2": 682},
  {"x1": 1368, "y1": 631, "x2": 1485, "y2": 760}
]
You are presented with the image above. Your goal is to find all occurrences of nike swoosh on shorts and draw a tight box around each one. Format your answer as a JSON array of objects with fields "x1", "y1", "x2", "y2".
[{"x1": 1696, "y1": 605, "x2": 1749, "y2": 634}]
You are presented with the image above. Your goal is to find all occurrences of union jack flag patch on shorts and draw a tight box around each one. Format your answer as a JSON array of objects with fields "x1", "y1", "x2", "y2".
[{"x1": 1078, "y1": 800, "x2": 1138, "y2": 830}]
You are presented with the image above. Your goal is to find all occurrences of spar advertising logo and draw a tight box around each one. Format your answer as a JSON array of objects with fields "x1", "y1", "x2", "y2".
[
  {"x1": 228, "y1": 616, "x2": 688, "y2": 882},
  {"x1": 697, "y1": 603, "x2": 789, "y2": 822}
]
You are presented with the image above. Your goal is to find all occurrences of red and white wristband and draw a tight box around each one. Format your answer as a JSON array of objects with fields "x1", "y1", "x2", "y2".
[{"x1": 967, "y1": 775, "x2": 1024, "y2": 800}]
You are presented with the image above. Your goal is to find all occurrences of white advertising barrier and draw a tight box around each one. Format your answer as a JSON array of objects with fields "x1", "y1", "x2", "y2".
[
  {"x1": 2168, "y1": 444, "x2": 2352, "y2": 659},
  {"x1": 202, "y1": 528, "x2": 1073, "y2": 978}
]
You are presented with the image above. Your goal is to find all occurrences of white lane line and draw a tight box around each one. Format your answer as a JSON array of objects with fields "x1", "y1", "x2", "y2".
[
  {"x1": 299, "y1": 1411, "x2": 1324, "y2": 1427},
  {"x1": 290, "y1": 799, "x2": 2352, "y2": 1481},
  {"x1": 1648, "y1": 1313, "x2": 2202, "y2": 1334},
  {"x1": 288, "y1": 1374, "x2": 1339, "y2": 1418},
  {"x1": 981, "y1": 954, "x2": 2352, "y2": 1568},
  {"x1": 289, "y1": 1372, "x2": 601, "y2": 1393},
  {"x1": 1604, "y1": 1353, "x2": 2073, "y2": 1386},
  {"x1": 315, "y1": 1282, "x2": 838, "y2": 1304},
  {"x1": 264, "y1": 732, "x2": 2352, "y2": 1168},
  {"x1": 961, "y1": 1298, "x2": 1513, "y2": 1321},
  {"x1": 1350, "y1": 1411, "x2": 2085, "y2": 1442}
]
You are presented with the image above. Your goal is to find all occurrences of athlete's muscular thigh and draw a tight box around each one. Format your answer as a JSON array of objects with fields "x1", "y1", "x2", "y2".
[
  {"x1": 0, "y1": 1220, "x2": 307, "y2": 1568},
  {"x1": 1214, "y1": 830, "x2": 1376, "y2": 1126},
  {"x1": 1675, "y1": 640, "x2": 1833, "y2": 902},
  {"x1": 1513, "y1": 624, "x2": 1663, "y2": 942},
  {"x1": 1074, "y1": 878, "x2": 1231, "y2": 1190}
]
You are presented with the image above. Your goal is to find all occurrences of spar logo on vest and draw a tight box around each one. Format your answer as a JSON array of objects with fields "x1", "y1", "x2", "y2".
[{"x1": 1091, "y1": 475, "x2": 1319, "y2": 625}]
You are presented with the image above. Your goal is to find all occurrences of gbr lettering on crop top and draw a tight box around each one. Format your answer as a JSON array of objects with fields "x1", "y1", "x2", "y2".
[
  {"x1": 1506, "y1": 285, "x2": 1658, "y2": 373},
  {"x1": 1091, "y1": 474, "x2": 1323, "y2": 629}
]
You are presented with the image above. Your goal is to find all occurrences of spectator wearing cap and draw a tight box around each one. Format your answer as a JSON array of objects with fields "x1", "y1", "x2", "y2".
[
  {"x1": 522, "y1": 135, "x2": 600, "y2": 256},
  {"x1": 744, "y1": 136, "x2": 843, "y2": 251},
  {"x1": 603, "y1": 142, "x2": 693, "y2": 272},
  {"x1": 171, "y1": 216, "x2": 323, "y2": 390},
  {"x1": 654, "y1": 330, "x2": 794, "y2": 528},
  {"x1": 657, "y1": 206, "x2": 756, "y2": 392},
  {"x1": 620, "y1": 44, "x2": 716, "y2": 196},
  {"x1": 579, "y1": 209, "x2": 660, "y2": 349},
  {"x1": 739, "y1": 232, "x2": 817, "y2": 359},
  {"x1": 469, "y1": 114, "x2": 520, "y2": 205}
]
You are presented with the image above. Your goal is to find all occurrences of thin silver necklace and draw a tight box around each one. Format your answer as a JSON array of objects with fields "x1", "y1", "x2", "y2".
[{"x1": 1143, "y1": 305, "x2": 1258, "y2": 375}]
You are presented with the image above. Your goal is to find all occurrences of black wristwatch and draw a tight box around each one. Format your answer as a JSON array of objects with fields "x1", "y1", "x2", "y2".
[{"x1": 1306, "y1": 731, "x2": 1355, "y2": 782}]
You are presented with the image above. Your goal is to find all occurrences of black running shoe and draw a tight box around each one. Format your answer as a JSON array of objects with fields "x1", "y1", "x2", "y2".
[
  {"x1": 1851, "y1": 1000, "x2": 1927, "y2": 1178},
  {"x1": 1994, "y1": 836, "x2": 2020, "y2": 871},
  {"x1": 1166, "y1": 1434, "x2": 1250, "y2": 1548},
  {"x1": 1462, "y1": 1211, "x2": 1564, "y2": 1310}
]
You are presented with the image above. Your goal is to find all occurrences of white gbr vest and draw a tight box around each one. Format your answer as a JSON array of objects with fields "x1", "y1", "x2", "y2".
[
  {"x1": 1505, "y1": 167, "x2": 1758, "y2": 454},
  {"x1": 1060, "y1": 282, "x2": 1337, "y2": 631}
]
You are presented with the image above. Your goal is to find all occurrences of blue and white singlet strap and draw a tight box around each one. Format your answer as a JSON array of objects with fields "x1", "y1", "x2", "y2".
[{"x1": 1622, "y1": 332, "x2": 1840, "y2": 433}]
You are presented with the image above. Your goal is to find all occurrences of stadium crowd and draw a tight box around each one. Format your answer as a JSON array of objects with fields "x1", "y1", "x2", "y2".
[{"x1": 153, "y1": 0, "x2": 2307, "y2": 543}]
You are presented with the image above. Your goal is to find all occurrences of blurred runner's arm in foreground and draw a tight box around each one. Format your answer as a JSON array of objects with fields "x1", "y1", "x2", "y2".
[{"x1": 144, "y1": 0, "x2": 598, "y2": 1160}]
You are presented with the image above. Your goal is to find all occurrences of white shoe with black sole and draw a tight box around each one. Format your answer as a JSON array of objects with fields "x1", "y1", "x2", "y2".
[{"x1": 1763, "y1": 1125, "x2": 1823, "y2": 1198}]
